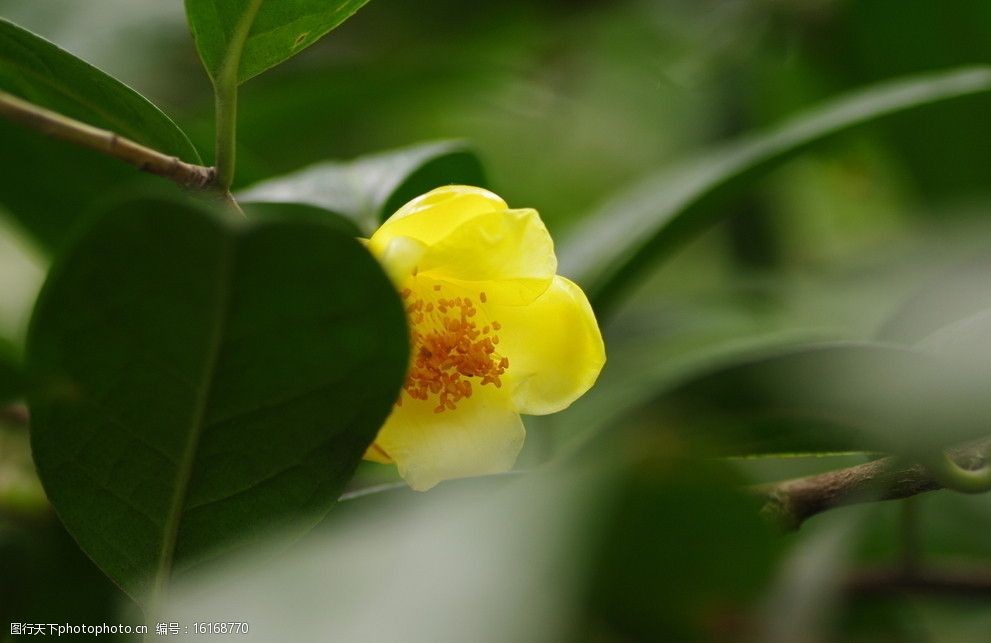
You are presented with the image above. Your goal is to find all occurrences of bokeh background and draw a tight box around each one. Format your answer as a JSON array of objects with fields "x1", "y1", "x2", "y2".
[{"x1": 3, "y1": 1, "x2": 991, "y2": 641}]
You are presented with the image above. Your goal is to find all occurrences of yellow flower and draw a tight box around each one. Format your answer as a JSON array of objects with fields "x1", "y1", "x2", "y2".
[{"x1": 363, "y1": 185, "x2": 606, "y2": 490}]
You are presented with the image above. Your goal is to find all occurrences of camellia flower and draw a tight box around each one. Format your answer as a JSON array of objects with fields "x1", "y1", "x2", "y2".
[{"x1": 363, "y1": 185, "x2": 606, "y2": 491}]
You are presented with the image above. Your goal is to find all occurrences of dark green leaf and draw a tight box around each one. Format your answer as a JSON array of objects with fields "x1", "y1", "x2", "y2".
[
  {"x1": 0, "y1": 19, "x2": 201, "y2": 251},
  {"x1": 0, "y1": 19, "x2": 198, "y2": 160},
  {"x1": 587, "y1": 458, "x2": 780, "y2": 640},
  {"x1": 239, "y1": 202, "x2": 363, "y2": 238},
  {"x1": 238, "y1": 140, "x2": 486, "y2": 235},
  {"x1": 26, "y1": 196, "x2": 409, "y2": 603},
  {"x1": 559, "y1": 67, "x2": 991, "y2": 317},
  {"x1": 184, "y1": 0, "x2": 371, "y2": 84}
]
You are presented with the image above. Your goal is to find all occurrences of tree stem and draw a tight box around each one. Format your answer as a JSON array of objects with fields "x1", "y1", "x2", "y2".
[
  {"x1": 756, "y1": 439, "x2": 991, "y2": 530},
  {"x1": 0, "y1": 90, "x2": 215, "y2": 189},
  {"x1": 211, "y1": 0, "x2": 263, "y2": 191}
]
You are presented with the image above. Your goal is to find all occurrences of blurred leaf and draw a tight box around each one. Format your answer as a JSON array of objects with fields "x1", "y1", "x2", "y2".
[
  {"x1": 585, "y1": 458, "x2": 780, "y2": 641},
  {"x1": 758, "y1": 507, "x2": 870, "y2": 643},
  {"x1": 916, "y1": 308, "x2": 991, "y2": 357},
  {"x1": 834, "y1": 1, "x2": 991, "y2": 200},
  {"x1": 0, "y1": 211, "x2": 47, "y2": 345},
  {"x1": 879, "y1": 246, "x2": 991, "y2": 344},
  {"x1": 163, "y1": 468, "x2": 601, "y2": 643},
  {"x1": 0, "y1": 422, "x2": 45, "y2": 516},
  {"x1": 557, "y1": 327, "x2": 825, "y2": 461},
  {"x1": 0, "y1": 18, "x2": 201, "y2": 251},
  {"x1": 639, "y1": 341, "x2": 991, "y2": 456},
  {"x1": 184, "y1": 0, "x2": 371, "y2": 84},
  {"x1": 238, "y1": 140, "x2": 486, "y2": 235},
  {"x1": 0, "y1": 337, "x2": 23, "y2": 404},
  {"x1": 26, "y1": 195, "x2": 409, "y2": 603},
  {"x1": 560, "y1": 67, "x2": 991, "y2": 317}
]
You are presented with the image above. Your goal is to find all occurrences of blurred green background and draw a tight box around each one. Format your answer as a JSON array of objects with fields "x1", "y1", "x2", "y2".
[{"x1": 2, "y1": 0, "x2": 991, "y2": 641}]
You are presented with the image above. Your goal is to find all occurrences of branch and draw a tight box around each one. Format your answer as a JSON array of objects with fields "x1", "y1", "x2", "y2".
[
  {"x1": 756, "y1": 441, "x2": 991, "y2": 531},
  {"x1": 845, "y1": 565, "x2": 991, "y2": 597},
  {"x1": 0, "y1": 90, "x2": 215, "y2": 190}
]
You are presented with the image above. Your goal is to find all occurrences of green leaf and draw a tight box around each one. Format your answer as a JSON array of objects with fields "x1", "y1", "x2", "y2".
[
  {"x1": 588, "y1": 458, "x2": 780, "y2": 640},
  {"x1": 555, "y1": 327, "x2": 823, "y2": 460},
  {"x1": 238, "y1": 140, "x2": 486, "y2": 235},
  {"x1": 26, "y1": 196, "x2": 409, "y2": 604},
  {"x1": 0, "y1": 19, "x2": 199, "y2": 159},
  {"x1": 642, "y1": 341, "x2": 991, "y2": 456},
  {"x1": 879, "y1": 246, "x2": 991, "y2": 343},
  {"x1": 559, "y1": 66, "x2": 991, "y2": 317},
  {"x1": 184, "y1": 0, "x2": 371, "y2": 85},
  {"x1": 240, "y1": 202, "x2": 363, "y2": 238},
  {"x1": 0, "y1": 19, "x2": 201, "y2": 251},
  {"x1": 759, "y1": 506, "x2": 871, "y2": 640},
  {"x1": 916, "y1": 308, "x2": 991, "y2": 357},
  {"x1": 163, "y1": 467, "x2": 604, "y2": 642}
]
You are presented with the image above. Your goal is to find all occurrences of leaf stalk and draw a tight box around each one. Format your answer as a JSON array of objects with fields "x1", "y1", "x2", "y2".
[{"x1": 211, "y1": 0, "x2": 263, "y2": 191}]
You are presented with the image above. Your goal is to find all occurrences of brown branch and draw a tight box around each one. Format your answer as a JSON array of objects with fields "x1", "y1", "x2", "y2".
[
  {"x1": 0, "y1": 90, "x2": 215, "y2": 190},
  {"x1": 756, "y1": 441, "x2": 991, "y2": 531},
  {"x1": 846, "y1": 565, "x2": 991, "y2": 598}
]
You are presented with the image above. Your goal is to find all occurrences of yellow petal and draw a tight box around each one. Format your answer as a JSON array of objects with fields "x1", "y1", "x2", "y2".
[
  {"x1": 491, "y1": 275, "x2": 606, "y2": 415},
  {"x1": 377, "y1": 235, "x2": 427, "y2": 285},
  {"x1": 416, "y1": 208, "x2": 556, "y2": 304},
  {"x1": 369, "y1": 386, "x2": 525, "y2": 491},
  {"x1": 368, "y1": 185, "x2": 506, "y2": 256}
]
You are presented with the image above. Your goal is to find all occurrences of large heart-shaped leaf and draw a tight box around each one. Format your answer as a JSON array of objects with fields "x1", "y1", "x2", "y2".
[
  {"x1": 26, "y1": 196, "x2": 408, "y2": 604},
  {"x1": 0, "y1": 19, "x2": 201, "y2": 252},
  {"x1": 238, "y1": 140, "x2": 486, "y2": 235},
  {"x1": 559, "y1": 67, "x2": 991, "y2": 318},
  {"x1": 185, "y1": 0, "x2": 371, "y2": 85}
]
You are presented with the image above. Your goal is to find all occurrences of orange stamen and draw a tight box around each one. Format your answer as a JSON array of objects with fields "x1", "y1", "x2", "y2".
[{"x1": 398, "y1": 283, "x2": 509, "y2": 413}]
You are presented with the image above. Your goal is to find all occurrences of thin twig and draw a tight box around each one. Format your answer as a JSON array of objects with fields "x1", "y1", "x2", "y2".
[
  {"x1": 0, "y1": 90, "x2": 215, "y2": 190},
  {"x1": 756, "y1": 440, "x2": 991, "y2": 531}
]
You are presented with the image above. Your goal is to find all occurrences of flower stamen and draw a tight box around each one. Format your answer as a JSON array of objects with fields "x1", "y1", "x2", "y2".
[{"x1": 400, "y1": 284, "x2": 508, "y2": 413}]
